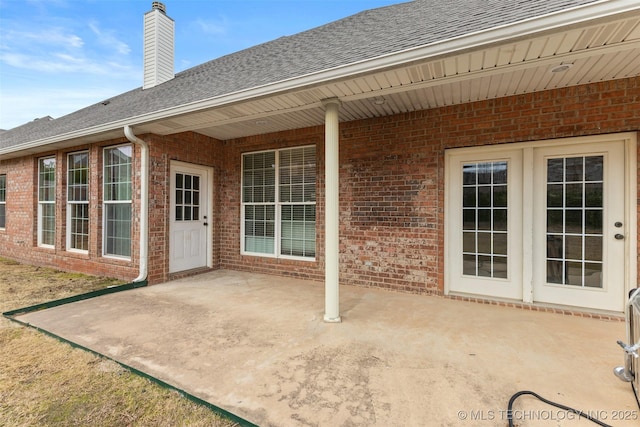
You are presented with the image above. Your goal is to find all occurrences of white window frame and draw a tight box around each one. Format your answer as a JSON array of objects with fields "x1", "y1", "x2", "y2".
[
  {"x1": 103, "y1": 144, "x2": 132, "y2": 259},
  {"x1": 67, "y1": 151, "x2": 89, "y2": 253},
  {"x1": 38, "y1": 157, "x2": 56, "y2": 247},
  {"x1": 241, "y1": 145, "x2": 316, "y2": 261},
  {"x1": 0, "y1": 174, "x2": 6, "y2": 229}
]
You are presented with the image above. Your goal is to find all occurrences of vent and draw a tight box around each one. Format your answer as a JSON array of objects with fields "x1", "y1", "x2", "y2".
[{"x1": 151, "y1": 1, "x2": 166, "y2": 13}]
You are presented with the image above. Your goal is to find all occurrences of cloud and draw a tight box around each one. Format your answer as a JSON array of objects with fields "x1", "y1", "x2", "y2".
[
  {"x1": 0, "y1": 22, "x2": 134, "y2": 77},
  {"x1": 88, "y1": 22, "x2": 131, "y2": 55},
  {"x1": 0, "y1": 83, "x2": 137, "y2": 130},
  {"x1": 2, "y1": 27, "x2": 84, "y2": 49},
  {"x1": 0, "y1": 51, "x2": 134, "y2": 76},
  {"x1": 195, "y1": 17, "x2": 228, "y2": 35}
]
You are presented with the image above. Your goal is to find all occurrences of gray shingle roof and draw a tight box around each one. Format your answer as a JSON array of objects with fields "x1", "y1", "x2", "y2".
[{"x1": 0, "y1": 0, "x2": 598, "y2": 149}]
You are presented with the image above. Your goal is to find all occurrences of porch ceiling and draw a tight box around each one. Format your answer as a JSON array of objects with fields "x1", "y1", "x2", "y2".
[{"x1": 137, "y1": 12, "x2": 640, "y2": 141}]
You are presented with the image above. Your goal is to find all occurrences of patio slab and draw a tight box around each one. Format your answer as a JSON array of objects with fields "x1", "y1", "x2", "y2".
[{"x1": 15, "y1": 270, "x2": 637, "y2": 426}]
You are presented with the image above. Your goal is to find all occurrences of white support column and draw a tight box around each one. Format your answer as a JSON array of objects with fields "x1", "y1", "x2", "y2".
[{"x1": 323, "y1": 98, "x2": 341, "y2": 323}]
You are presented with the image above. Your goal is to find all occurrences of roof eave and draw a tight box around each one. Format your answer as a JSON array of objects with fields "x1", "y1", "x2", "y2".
[{"x1": 2, "y1": 0, "x2": 638, "y2": 158}]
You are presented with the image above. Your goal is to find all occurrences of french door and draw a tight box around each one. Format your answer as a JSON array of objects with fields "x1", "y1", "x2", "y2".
[
  {"x1": 532, "y1": 142, "x2": 625, "y2": 311},
  {"x1": 446, "y1": 150, "x2": 523, "y2": 301},
  {"x1": 446, "y1": 135, "x2": 633, "y2": 312}
]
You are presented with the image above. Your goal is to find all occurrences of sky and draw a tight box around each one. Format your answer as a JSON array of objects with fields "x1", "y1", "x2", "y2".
[{"x1": 0, "y1": 0, "x2": 401, "y2": 131}]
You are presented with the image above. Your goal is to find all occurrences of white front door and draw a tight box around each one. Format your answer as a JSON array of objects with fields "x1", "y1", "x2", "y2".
[
  {"x1": 446, "y1": 134, "x2": 635, "y2": 313},
  {"x1": 169, "y1": 162, "x2": 211, "y2": 273},
  {"x1": 532, "y1": 142, "x2": 626, "y2": 312}
]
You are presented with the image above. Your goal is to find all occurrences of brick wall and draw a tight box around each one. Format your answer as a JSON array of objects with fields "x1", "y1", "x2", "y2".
[
  {"x1": 144, "y1": 132, "x2": 224, "y2": 283},
  {"x1": 0, "y1": 132, "x2": 223, "y2": 283},
  {"x1": 1, "y1": 77, "x2": 638, "y2": 292},
  {"x1": 218, "y1": 77, "x2": 640, "y2": 294},
  {"x1": 219, "y1": 128, "x2": 326, "y2": 282},
  {"x1": 0, "y1": 139, "x2": 138, "y2": 279}
]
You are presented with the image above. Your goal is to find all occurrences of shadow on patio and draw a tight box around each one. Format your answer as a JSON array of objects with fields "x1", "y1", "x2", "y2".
[{"x1": 15, "y1": 270, "x2": 637, "y2": 426}]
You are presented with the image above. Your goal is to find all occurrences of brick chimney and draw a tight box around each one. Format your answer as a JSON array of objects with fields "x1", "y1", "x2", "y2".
[{"x1": 143, "y1": 2, "x2": 174, "y2": 89}]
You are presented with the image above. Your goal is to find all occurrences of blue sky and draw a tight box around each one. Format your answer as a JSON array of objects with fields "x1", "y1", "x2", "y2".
[{"x1": 0, "y1": 0, "x2": 400, "y2": 130}]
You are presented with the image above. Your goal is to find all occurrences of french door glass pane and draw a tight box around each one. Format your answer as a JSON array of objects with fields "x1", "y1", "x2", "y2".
[
  {"x1": 545, "y1": 156, "x2": 603, "y2": 288},
  {"x1": 461, "y1": 161, "x2": 508, "y2": 279}
]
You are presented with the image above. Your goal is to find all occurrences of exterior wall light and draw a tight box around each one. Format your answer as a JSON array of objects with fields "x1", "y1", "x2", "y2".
[{"x1": 550, "y1": 64, "x2": 573, "y2": 73}]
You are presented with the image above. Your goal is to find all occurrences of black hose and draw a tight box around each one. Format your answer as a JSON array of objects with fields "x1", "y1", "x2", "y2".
[
  {"x1": 507, "y1": 390, "x2": 612, "y2": 427},
  {"x1": 632, "y1": 381, "x2": 640, "y2": 410}
]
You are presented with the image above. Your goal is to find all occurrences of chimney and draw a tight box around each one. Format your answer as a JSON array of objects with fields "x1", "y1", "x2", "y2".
[{"x1": 143, "y1": 2, "x2": 174, "y2": 89}]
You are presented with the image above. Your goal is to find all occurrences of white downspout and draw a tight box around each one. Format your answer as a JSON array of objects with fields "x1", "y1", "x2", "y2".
[{"x1": 124, "y1": 125, "x2": 149, "y2": 283}]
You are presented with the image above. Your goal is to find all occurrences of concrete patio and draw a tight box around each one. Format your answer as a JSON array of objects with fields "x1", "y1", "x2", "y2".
[{"x1": 15, "y1": 270, "x2": 638, "y2": 426}]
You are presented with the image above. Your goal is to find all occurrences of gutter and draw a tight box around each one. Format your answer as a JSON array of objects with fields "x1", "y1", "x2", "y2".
[
  {"x1": 1, "y1": 0, "x2": 639, "y2": 156},
  {"x1": 124, "y1": 125, "x2": 149, "y2": 283}
]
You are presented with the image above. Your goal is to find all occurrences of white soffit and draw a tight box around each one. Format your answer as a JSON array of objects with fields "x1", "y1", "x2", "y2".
[{"x1": 141, "y1": 12, "x2": 640, "y2": 140}]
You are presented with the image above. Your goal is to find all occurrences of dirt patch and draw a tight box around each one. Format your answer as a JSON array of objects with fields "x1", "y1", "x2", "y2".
[
  {"x1": 0, "y1": 259, "x2": 123, "y2": 311},
  {"x1": 0, "y1": 257, "x2": 238, "y2": 426}
]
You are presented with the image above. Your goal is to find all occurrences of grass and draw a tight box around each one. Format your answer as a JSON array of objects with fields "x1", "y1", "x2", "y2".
[{"x1": 0, "y1": 257, "x2": 239, "y2": 426}]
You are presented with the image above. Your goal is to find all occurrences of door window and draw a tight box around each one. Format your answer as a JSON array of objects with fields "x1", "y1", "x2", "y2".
[
  {"x1": 546, "y1": 156, "x2": 603, "y2": 288},
  {"x1": 175, "y1": 173, "x2": 200, "y2": 221},
  {"x1": 462, "y1": 161, "x2": 508, "y2": 279}
]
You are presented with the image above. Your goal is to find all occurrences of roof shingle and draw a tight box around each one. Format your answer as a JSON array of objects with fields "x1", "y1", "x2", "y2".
[{"x1": 0, "y1": 0, "x2": 599, "y2": 149}]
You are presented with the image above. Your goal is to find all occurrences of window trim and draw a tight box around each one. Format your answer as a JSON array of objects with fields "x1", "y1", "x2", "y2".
[
  {"x1": 66, "y1": 150, "x2": 90, "y2": 253},
  {"x1": 102, "y1": 144, "x2": 132, "y2": 259},
  {"x1": 0, "y1": 174, "x2": 6, "y2": 229},
  {"x1": 37, "y1": 156, "x2": 56, "y2": 248},
  {"x1": 241, "y1": 145, "x2": 316, "y2": 261}
]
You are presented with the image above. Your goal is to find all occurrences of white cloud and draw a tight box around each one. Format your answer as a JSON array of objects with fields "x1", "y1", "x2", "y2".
[
  {"x1": 0, "y1": 51, "x2": 134, "y2": 76},
  {"x1": 2, "y1": 27, "x2": 84, "y2": 49},
  {"x1": 0, "y1": 83, "x2": 136, "y2": 130},
  {"x1": 88, "y1": 22, "x2": 131, "y2": 56},
  {"x1": 0, "y1": 22, "x2": 135, "y2": 77},
  {"x1": 195, "y1": 17, "x2": 228, "y2": 35}
]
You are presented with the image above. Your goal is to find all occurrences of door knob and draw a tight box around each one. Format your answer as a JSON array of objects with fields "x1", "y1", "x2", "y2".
[{"x1": 615, "y1": 233, "x2": 624, "y2": 240}]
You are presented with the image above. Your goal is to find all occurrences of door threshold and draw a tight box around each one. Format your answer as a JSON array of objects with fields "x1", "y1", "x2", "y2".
[{"x1": 446, "y1": 292, "x2": 624, "y2": 321}]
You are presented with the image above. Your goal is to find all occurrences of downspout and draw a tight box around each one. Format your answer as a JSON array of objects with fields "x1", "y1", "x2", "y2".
[{"x1": 124, "y1": 125, "x2": 149, "y2": 283}]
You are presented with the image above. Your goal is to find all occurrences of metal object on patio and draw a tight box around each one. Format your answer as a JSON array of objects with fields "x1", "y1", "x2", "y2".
[{"x1": 614, "y1": 288, "x2": 640, "y2": 406}]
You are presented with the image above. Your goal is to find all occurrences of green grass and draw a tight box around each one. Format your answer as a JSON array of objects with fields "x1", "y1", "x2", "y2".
[{"x1": 0, "y1": 258, "x2": 239, "y2": 427}]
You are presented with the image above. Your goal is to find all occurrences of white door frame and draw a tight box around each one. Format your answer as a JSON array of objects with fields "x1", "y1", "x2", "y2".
[
  {"x1": 532, "y1": 141, "x2": 626, "y2": 311},
  {"x1": 445, "y1": 132, "x2": 637, "y2": 313},
  {"x1": 169, "y1": 161, "x2": 213, "y2": 273},
  {"x1": 445, "y1": 149, "x2": 524, "y2": 300}
]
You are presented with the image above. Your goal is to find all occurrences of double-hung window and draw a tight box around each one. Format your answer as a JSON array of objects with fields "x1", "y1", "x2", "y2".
[
  {"x1": 103, "y1": 145, "x2": 132, "y2": 258},
  {"x1": 0, "y1": 174, "x2": 6, "y2": 229},
  {"x1": 67, "y1": 151, "x2": 89, "y2": 252},
  {"x1": 38, "y1": 157, "x2": 56, "y2": 247},
  {"x1": 242, "y1": 146, "x2": 316, "y2": 259}
]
